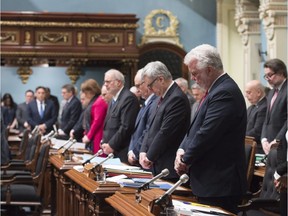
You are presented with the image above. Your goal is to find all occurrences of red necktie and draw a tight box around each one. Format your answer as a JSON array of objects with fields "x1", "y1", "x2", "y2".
[
  {"x1": 197, "y1": 91, "x2": 208, "y2": 111},
  {"x1": 270, "y1": 88, "x2": 278, "y2": 110},
  {"x1": 157, "y1": 97, "x2": 163, "y2": 108}
]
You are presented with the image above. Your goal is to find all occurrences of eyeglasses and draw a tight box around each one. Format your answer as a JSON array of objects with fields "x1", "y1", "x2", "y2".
[
  {"x1": 147, "y1": 77, "x2": 158, "y2": 89},
  {"x1": 104, "y1": 80, "x2": 115, "y2": 84},
  {"x1": 135, "y1": 81, "x2": 144, "y2": 89},
  {"x1": 263, "y1": 72, "x2": 276, "y2": 80}
]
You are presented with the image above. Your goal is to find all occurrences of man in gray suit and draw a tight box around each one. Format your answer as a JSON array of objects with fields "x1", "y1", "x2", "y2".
[
  {"x1": 16, "y1": 89, "x2": 34, "y2": 132},
  {"x1": 245, "y1": 80, "x2": 267, "y2": 153},
  {"x1": 139, "y1": 61, "x2": 191, "y2": 182},
  {"x1": 261, "y1": 58, "x2": 287, "y2": 155},
  {"x1": 101, "y1": 69, "x2": 139, "y2": 163},
  {"x1": 128, "y1": 68, "x2": 157, "y2": 165}
]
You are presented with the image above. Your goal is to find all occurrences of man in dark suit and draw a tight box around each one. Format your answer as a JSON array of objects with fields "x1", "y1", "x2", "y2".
[
  {"x1": 27, "y1": 86, "x2": 57, "y2": 134},
  {"x1": 274, "y1": 130, "x2": 287, "y2": 216},
  {"x1": 245, "y1": 80, "x2": 267, "y2": 153},
  {"x1": 101, "y1": 69, "x2": 139, "y2": 163},
  {"x1": 57, "y1": 84, "x2": 82, "y2": 140},
  {"x1": 16, "y1": 89, "x2": 34, "y2": 132},
  {"x1": 174, "y1": 44, "x2": 247, "y2": 214},
  {"x1": 139, "y1": 61, "x2": 191, "y2": 182},
  {"x1": 128, "y1": 68, "x2": 158, "y2": 165},
  {"x1": 261, "y1": 58, "x2": 287, "y2": 155}
]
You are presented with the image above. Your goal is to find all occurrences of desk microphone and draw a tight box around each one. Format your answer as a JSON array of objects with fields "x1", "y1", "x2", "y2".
[
  {"x1": 82, "y1": 149, "x2": 104, "y2": 166},
  {"x1": 138, "y1": 168, "x2": 170, "y2": 192},
  {"x1": 155, "y1": 174, "x2": 189, "y2": 205},
  {"x1": 41, "y1": 130, "x2": 55, "y2": 142},
  {"x1": 61, "y1": 139, "x2": 77, "y2": 155},
  {"x1": 31, "y1": 125, "x2": 39, "y2": 135},
  {"x1": 53, "y1": 124, "x2": 58, "y2": 135},
  {"x1": 57, "y1": 138, "x2": 73, "y2": 151},
  {"x1": 93, "y1": 153, "x2": 114, "y2": 169}
]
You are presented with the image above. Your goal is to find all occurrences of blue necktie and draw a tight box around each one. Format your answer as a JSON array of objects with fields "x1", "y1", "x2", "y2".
[{"x1": 39, "y1": 102, "x2": 44, "y2": 118}]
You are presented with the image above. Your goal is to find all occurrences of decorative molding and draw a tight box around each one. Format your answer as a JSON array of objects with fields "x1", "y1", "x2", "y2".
[
  {"x1": 0, "y1": 31, "x2": 19, "y2": 45},
  {"x1": 66, "y1": 66, "x2": 82, "y2": 84},
  {"x1": 140, "y1": 9, "x2": 183, "y2": 48},
  {"x1": 259, "y1": 0, "x2": 288, "y2": 40},
  {"x1": 234, "y1": 0, "x2": 261, "y2": 45},
  {"x1": 89, "y1": 33, "x2": 121, "y2": 45},
  {"x1": 17, "y1": 66, "x2": 33, "y2": 84},
  {"x1": 0, "y1": 21, "x2": 138, "y2": 29}
]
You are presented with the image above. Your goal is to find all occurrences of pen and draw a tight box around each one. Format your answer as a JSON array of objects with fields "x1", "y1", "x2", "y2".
[
  {"x1": 191, "y1": 209, "x2": 232, "y2": 216},
  {"x1": 182, "y1": 201, "x2": 211, "y2": 208}
]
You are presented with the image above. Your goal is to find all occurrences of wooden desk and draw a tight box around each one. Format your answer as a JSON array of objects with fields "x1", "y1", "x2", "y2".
[
  {"x1": 7, "y1": 135, "x2": 21, "y2": 152},
  {"x1": 254, "y1": 166, "x2": 266, "y2": 178},
  {"x1": 64, "y1": 169, "x2": 126, "y2": 216},
  {"x1": 49, "y1": 155, "x2": 81, "y2": 216}
]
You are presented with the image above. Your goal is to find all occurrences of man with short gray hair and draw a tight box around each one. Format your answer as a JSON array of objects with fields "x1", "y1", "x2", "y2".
[{"x1": 139, "y1": 61, "x2": 191, "y2": 182}]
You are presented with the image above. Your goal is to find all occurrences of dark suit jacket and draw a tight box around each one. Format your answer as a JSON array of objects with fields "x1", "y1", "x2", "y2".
[
  {"x1": 261, "y1": 80, "x2": 287, "y2": 144},
  {"x1": 140, "y1": 82, "x2": 191, "y2": 180},
  {"x1": 180, "y1": 74, "x2": 247, "y2": 197},
  {"x1": 102, "y1": 88, "x2": 139, "y2": 163},
  {"x1": 128, "y1": 94, "x2": 158, "y2": 160},
  {"x1": 276, "y1": 131, "x2": 287, "y2": 176},
  {"x1": 27, "y1": 99, "x2": 57, "y2": 134},
  {"x1": 60, "y1": 96, "x2": 82, "y2": 135},
  {"x1": 16, "y1": 102, "x2": 29, "y2": 132},
  {"x1": 246, "y1": 97, "x2": 267, "y2": 153}
]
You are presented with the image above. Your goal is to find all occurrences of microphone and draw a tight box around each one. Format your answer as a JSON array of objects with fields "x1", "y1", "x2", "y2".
[
  {"x1": 57, "y1": 137, "x2": 73, "y2": 151},
  {"x1": 31, "y1": 125, "x2": 39, "y2": 135},
  {"x1": 138, "y1": 168, "x2": 169, "y2": 192},
  {"x1": 41, "y1": 130, "x2": 55, "y2": 142},
  {"x1": 53, "y1": 124, "x2": 58, "y2": 135},
  {"x1": 93, "y1": 153, "x2": 114, "y2": 169},
  {"x1": 82, "y1": 149, "x2": 103, "y2": 166},
  {"x1": 155, "y1": 174, "x2": 189, "y2": 205},
  {"x1": 61, "y1": 139, "x2": 77, "y2": 155}
]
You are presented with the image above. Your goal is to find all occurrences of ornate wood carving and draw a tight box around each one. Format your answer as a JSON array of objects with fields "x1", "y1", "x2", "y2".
[{"x1": 0, "y1": 12, "x2": 139, "y2": 85}]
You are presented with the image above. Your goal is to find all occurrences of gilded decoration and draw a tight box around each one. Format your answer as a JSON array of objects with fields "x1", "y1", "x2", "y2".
[
  {"x1": 88, "y1": 33, "x2": 122, "y2": 46},
  {"x1": 140, "y1": 9, "x2": 183, "y2": 48},
  {"x1": 0, "y1": 31, "x2": 19, "y2": 45},
  {"x1": 66, "y1": 66, "x2": 82, "y2": 84},
  {"x1": 37, "y1": 32, "x2": 71, "y2": 45},
  {"x1": 0, "y1": 21, "x2": 138, "y2": 29},
  {"x1": 17, "y1": 66, "x2": 33, "y2": 84}
]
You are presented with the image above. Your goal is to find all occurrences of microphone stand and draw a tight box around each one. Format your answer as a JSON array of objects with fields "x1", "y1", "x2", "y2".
[
  {"x1": 82, "y1": 149, "x2": 103, "y2": 166},
  {"x1": 89, "y1": 153, "x2": 113, "y2": 181}
]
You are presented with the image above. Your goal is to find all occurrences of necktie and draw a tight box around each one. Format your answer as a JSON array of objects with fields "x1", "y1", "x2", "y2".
[
  {"x1": 157, "y1": 97, "x2": 163, "y2": 108},
  {"x1": 39, "y1": 102, "x2": 44, "y2": 118},
  {"x1": 197, "y1": 91, "x2": 208, "y2": 111},
  {"x1": 270, "y1": 88, "x2": 278, "y2": 110}
]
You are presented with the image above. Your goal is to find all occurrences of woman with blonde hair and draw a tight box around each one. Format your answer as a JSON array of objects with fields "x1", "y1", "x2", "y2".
[{"x1": 81, "y1": 79, "x2": 108, "y2": 154}]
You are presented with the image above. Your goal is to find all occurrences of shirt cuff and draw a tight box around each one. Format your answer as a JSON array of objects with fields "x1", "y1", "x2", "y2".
[
  {"x1": 274, "y1": 171, "x2": 281, "y2": 180},
  {"x1": 261, "y1": 138, "x2": 268, "y2": 144}
]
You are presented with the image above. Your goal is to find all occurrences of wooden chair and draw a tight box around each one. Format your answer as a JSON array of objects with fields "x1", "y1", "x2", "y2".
[
  {"x1": 1, "y1": 133, "x2": 42, "y2": 175},
  {"x1": 9, "y1": 129, "x2": 30, "y2": 160},
  {"x1": 244, "y1": 136, "x2": 257, "y2": 190},
  {"x1": 0, "y1": 143, "x2": 50, "y2": 215},
  {"x1": 238, "y1": 145, "x2": 280, "y2": 216}
]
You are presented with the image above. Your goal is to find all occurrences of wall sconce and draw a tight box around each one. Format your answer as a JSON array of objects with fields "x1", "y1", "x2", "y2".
[
  {"x1": 256, "y1": 43, "x2": 267, "y2": 62},
  {"x1": 66, "y1": 66, "x2": 82, "y2": 84},
  {"x1": 17, "y1": 66, "x2": 33, "y2": 84}
]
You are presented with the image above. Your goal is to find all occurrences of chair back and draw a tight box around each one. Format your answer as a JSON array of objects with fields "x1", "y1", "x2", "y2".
[
  {"x1": 260, "y1": 146, "x2": 279, "y2": 200},
  {"x1": 34, "y1": 143, "x2": 50, "y2": 196},
  {"x1": 24, "y1": 133, "x2": 42, "y2": 173},
  {"x1": 14, "y1": 129, "x2": 30, "y2": 159},
  {"x1": 244, "y1": 136, "x2": 256, "y2": 190}
]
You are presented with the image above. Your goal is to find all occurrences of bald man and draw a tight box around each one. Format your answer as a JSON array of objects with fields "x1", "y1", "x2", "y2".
[{"x1": 245, "y1": 80, "x2": 267, "y2": 153}]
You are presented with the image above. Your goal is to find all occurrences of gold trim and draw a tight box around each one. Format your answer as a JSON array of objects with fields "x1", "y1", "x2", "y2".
[
  {"x1": 17, "y1": 66, "x2": 33, "y2": 84},
  {"x1": 0, "y1": 21, "x2": 138, "y2": 29},
  {"x1": 140, "y1": 9, "x2": 183, "y2": 47},
  {"x1": 66, "y1": 66, "x2": 82, "y2": 84}
]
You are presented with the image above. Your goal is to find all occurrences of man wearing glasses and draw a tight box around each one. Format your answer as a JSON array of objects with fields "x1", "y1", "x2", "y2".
[
  {"x1": 261, "y1": 58, "x2": 287, "y2": 155},
  {"x1": 101, "y1": 69, "x2": 139, "y2": 163},
  {"x1": 139, "y1": 61, "x2": 191, "y2": 182}
]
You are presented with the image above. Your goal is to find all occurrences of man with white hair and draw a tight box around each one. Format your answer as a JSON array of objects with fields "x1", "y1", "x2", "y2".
[
  {"x1": 101, "y1": 69, "x2": 139, "y2": 163},
  {"x1": 174, "y1": 44, "x2": 247, "y2": 214}
]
